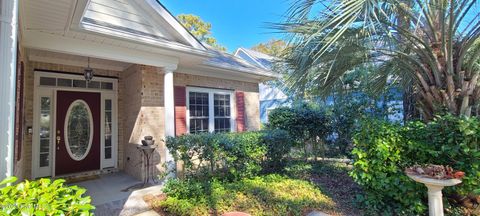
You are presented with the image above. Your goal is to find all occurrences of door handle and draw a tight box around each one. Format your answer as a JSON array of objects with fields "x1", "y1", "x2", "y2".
[{"x1": 56, "y1": 135, "x2": 61, "y2": 150}]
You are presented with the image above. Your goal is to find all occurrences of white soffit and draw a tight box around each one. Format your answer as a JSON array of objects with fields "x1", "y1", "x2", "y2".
[{"x1": 21, "y1": 0, "x2": 74, "y2": 32}]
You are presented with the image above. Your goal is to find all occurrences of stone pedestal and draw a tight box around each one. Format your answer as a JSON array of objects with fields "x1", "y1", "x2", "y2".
[{"x1": 407, "y1": 174, "x2": 461, "y2": 216}]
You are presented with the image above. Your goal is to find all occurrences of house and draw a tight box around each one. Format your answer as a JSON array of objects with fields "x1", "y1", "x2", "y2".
[
  {"x1": 234, "y1": 48, "x2": 289, "y2": 123},
  {"x1": 0, "y1": 0, "x2": 278, "y2": 181}
]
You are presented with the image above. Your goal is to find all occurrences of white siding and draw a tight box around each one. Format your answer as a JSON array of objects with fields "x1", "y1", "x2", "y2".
[{"x1": 83, "y1": 0, "x2": 172, "y2": 40}]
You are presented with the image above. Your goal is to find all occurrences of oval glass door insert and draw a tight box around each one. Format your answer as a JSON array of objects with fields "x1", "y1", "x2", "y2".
[{"x1": 65, "y1": 100, "x2": 93, "y2": 161}]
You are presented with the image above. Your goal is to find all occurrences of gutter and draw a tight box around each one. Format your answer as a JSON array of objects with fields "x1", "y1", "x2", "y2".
[{"x1": 0, "y1": 0, "x2": 18, "y2": 178}]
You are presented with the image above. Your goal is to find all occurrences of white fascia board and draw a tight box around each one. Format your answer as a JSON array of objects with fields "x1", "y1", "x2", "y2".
[
  {"x1": 180, "y1": 68, "x2": 264, "y2": 83},
  {"x1": 201, "y1": 62, "x2": 281, "y2": 80},
  {"x1": 140, "y1": 0, "x2": 206, "y2": 51},
  {"x1": 23, "y1": 30, "x2": 179, "y2": 68}
]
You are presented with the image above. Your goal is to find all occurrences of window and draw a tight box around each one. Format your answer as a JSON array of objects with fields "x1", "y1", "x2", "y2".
[
  {"x1": 104, "y1": 99, "x2": 112, "y2": 159},
  {"x1": 38, "y1": 76, "x2": 114, "y2": 91},
  {"x1": 214, "y1": 94, "x2": 231, "y2": 132},
  {"x1": 189, "y1": 92, "x2": 209, "y2": 133},
  {"x1": 188, "y1": 88, "x2": 233, "y2": 133},
  {"x1": 39, "y1": 97, "x2": 51, "y2": 167}
]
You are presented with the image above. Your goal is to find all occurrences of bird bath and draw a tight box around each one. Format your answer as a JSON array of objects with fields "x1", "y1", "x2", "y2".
[{"x1": 407, "y1": 174, "x2": 462, "y2": 216}]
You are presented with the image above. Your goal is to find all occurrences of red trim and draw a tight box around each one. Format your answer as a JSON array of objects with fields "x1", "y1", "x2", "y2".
[
  {"x1": 174, "y1": 86, "x2": 187, "y2": 136},
  {"x1": 235, "y1": 91, "x2": 246, "y2": 132},
  {"x1": 14, "y1": 48, "x2": 24, "y2": 162}
]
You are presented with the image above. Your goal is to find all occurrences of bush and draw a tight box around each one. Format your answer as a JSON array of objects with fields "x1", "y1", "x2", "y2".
[
  {"x1": 351, "y1": 115, "x2": 480, "y2": 215},
  {"x1": 155, "y1": 174, "x2": 335, "y2": 216},
  {"x1": 261, "y1": 129, "x2": 293, "y2": 171},
  {"x1": 0, "y1": 176, "x2": 94, "y2": 215},
  {"x1": 268, "y1": 103, "x2": 330, "y2": 160},
  {"x1": 350, "y1": 119, "x2": 426, "y2": 215},
  {"x1": 166, "y1": 132, "x2": 266, "y2": 181}
]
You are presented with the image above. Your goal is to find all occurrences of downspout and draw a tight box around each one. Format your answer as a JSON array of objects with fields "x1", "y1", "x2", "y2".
[{"x1": 0, "y1": 0, "x2": 19, "y2": 179}]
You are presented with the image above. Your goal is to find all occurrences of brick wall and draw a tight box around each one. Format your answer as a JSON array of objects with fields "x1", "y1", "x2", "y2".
[{"x1": 121, "y1": 65, "x2": 165, "y2": 180}]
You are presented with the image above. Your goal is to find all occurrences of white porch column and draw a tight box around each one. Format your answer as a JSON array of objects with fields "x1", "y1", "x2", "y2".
[
  {"x1": 0, "y1": 0, "x2": 19, "y2": 179},
  {"x1": 163, "y1": 66, "x2": 176, "y2": 175}
]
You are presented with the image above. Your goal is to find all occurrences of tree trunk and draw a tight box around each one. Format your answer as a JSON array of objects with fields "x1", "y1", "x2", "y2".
[{"x1": 403, "y1": 84, "x2": 420, "y2": 122}]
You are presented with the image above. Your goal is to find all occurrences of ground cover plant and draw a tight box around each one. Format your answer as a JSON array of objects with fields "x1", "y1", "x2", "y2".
[{"x1": 151, "y1": 174, "x2": 336, "y2": 216}]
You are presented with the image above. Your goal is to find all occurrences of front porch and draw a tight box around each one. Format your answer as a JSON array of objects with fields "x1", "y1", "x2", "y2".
[{"x1": 72, "y1": 172, "x2": 163, "y2": 216}]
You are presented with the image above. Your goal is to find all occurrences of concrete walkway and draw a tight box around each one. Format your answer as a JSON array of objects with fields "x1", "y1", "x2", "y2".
[{"x1": 73, "y1": 172, "x2": 164, "y2": 216}]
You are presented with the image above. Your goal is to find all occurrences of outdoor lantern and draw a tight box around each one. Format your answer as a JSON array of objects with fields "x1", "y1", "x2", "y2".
[{"x1": 84, "y1": 57, "x2": 94, "y2": 82}]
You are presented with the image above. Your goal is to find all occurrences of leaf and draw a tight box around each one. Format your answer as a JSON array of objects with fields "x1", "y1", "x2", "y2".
[{"x1": 0, "y1": 176, "x2": 17, "y2": 186}]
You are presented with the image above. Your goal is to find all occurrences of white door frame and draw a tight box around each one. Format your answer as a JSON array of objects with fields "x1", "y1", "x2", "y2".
[{"x1": 32, "y1": 71, "x2": 118, "y2": 178}]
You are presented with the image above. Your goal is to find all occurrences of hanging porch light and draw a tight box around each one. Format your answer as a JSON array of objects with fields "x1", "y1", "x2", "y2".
[{"x1": 84, "y1": 57, "x2": 94, "y2": 82}]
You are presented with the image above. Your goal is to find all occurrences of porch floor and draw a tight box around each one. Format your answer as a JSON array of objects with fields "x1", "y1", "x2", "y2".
[{"x1": 73, "y1": 172, "x2": 163, "y2": 216}]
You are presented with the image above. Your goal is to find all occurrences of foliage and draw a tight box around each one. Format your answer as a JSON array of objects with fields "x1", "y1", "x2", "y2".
[
  {"x1": 166, "y1": 132, "x2": 266, "y2": 181},
  {"x1": 0, "y1": 176, "x2": 94, "y2": 216},
  {"x1": 326, "y1": 87, "x2": 403, "y2": 157},
  {"x1": 278, "y1": 0, "x2": 480, "y2": 120},
  {"x1": 350, "y1": 119, "x2": 426, "y2": 215},
  {"x1": 351, "y1": 115, "x2": 480, "y2": 215},
  {"x1": 251, "y1": 39, "x2": 287, "y2": 57},
  {"x1": 261, "y1": 129, "x2": 294, "y2": 171},
  {"x1": 283, "y1": 161, "x2": 313, "y2": 180},
  {"x1": 267, "y1": 102, "x2": 330, "y2": 160},
  {"x1": 177, "y1": 14, "x2": 226, "y2": 51},
  {"x1": 155, "y1": 174, "x2": 335, "y2": 216}
]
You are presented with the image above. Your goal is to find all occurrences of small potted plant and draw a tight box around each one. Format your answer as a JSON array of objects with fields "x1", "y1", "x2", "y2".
[{"x1": 405, "y1": 164, "x2": 465, "y2": 216}]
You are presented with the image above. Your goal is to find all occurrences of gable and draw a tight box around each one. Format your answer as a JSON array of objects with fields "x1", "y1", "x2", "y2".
[
  {"x1": 234, "y1": 48, "x2": 274, "y2": 70},
  {"x1": 78, "y1": 0, "x2": 205, "y2": 50}
]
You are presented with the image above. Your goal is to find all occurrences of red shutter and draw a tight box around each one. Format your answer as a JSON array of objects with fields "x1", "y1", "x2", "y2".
[
  {"x1": 174, "y1": 86, "x2": 187, "y2": 136},
  {"x1": 236, "y1": 91, "x2": 246, "y2": 132}
]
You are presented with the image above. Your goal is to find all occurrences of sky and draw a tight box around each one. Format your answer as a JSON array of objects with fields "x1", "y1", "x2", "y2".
[{"x1": 160, "y1": 0, "x2": 292, "y2": 53}]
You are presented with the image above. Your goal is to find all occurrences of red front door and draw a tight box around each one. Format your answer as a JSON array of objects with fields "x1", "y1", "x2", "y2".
[{"x1": 55, "y1": 91, "x2": 101, "y2": 175}]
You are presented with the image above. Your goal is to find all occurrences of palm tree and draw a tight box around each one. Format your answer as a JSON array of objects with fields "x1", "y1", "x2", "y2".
[{"x1": 278, "y1": 0, "x2": 480, "y2": 120}]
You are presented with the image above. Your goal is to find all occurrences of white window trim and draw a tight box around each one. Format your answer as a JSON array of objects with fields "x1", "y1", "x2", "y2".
[
  {"x1": 186, "y1": 87, "x2": 236, "y2": 133},
  {"x1": 32, "y1": 71, "x2": 118, "y2": 178},
  {"x1": 265, "y1": 107, "x2": 276, "y2": 122}
]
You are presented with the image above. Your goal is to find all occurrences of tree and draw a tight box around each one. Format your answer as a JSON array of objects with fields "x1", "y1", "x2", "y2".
[
  {"x1": 177, "y1": 14, "x2": 226, "y2": 51},
  {"x1": 278, "y1": 0, "x2": 480, "y2": 120},
  {"x1": 251, "y1": 39, "x2": 287, "y2": 57}
]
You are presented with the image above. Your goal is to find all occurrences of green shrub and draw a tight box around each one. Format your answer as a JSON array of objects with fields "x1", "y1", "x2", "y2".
[
  {"x1": 221, "y1": 132, "x2": 266, "y2": 180},
  {"x1": 350, "y1": 119, "x2": 426, "y2": 215},
  {"x1": 156, "y1": 174, "x2": 335, "y2": 216},
  {"x1": 0, "y1": 176, "x2": 94, "y2": 215},
  {"x1": 166, "y1": 132, "x2": 266, "y2": 181},
  {"x1": 261, "y1": 129, "x2": 293, "y2": 170},
  {"x1": 351, "y1": 115, "x2": 480, "y2": 215},
  {"x1": 268, "y1": 103, "x2": 330, "y2": 160}
]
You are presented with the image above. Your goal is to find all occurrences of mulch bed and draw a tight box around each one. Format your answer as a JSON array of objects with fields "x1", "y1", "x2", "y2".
[{"x1": 309, "y1": 163, "x2": 364, "y2": 216}]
